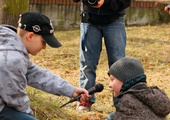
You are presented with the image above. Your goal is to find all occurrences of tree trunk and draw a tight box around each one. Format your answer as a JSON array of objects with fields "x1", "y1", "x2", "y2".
[{"x1": 0, "y1": 0, "x2": 5, "y2": 24}]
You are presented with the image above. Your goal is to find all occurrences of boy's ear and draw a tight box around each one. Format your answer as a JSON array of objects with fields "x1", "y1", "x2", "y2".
[{"x1": 26, "y1": 32, "x2": 34, "y2": 42}]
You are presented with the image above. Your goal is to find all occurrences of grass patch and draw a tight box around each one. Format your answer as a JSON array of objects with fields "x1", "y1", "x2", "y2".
[{"x1": 29, "y1": 24, "x2": 170, "y2": 120}]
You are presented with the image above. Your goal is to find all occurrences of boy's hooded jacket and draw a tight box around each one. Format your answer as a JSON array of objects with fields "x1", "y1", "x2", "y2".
[
  {"x1": 113, "y1": 82, "x2": 170, "y2": 120},
  {"x1": 0, "y1": 25, "x2": 76, "y2": 115}
]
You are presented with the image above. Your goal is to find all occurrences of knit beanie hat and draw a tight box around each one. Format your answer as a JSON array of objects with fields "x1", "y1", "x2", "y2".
[{"x1": 108, "y1": 57, "x2": 144, "y2": 83}]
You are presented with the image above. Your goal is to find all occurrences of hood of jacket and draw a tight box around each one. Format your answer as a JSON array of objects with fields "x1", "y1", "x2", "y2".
[
  {"x1": 122, "y1": 83, "x2": 170, "y2": 117},
  {"x1": 0, "y1": 25, "x2": 28, "y2": 56}
]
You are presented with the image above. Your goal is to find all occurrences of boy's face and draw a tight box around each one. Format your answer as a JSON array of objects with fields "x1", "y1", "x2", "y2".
[
  {"x1": 17, "y1": 18, "x2": 46, "y2": 55},
  {"x1": 26, "y1": 32, "x2": 46, "y2": 56},
  {"x1": 108, "y1": 75, "x2": 123, "y2": 97}
]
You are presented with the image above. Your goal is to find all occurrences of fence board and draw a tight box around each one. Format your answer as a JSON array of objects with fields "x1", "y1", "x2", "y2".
[
  {"x1": 29, "y1": 0, "x2": 79, "y2": 5},
  {"x1": 29, "y1": 0, "x2": 158, "y2": 7},
  {"x1": 131, "y1": 0, "x2": 156, "y2": 8}
]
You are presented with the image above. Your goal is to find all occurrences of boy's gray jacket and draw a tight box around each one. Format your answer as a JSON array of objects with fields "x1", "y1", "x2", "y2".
[{"x1": 0, "y1": 25, "x2": 76, "y2": 115}]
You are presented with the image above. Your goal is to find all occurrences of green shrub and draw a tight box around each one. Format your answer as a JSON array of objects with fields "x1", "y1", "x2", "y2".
[{"x1": 4, "y1": 0, "x2": 29, "y2": 14}]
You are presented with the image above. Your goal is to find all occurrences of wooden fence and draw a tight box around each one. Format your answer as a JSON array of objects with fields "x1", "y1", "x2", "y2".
[
  {"x1": 29, "y1": 0, "x2": 162, "y2": 29},
  {"x1": 29, "y1": 0, "x2": 157, "y2": 7},
  {"x1": 131, "y1": 1, "x2": 156, "y2": 7},
  {"x1": 29, "y1": 0, "x2": 80, "y2": 29},
  {"x1": 1, "y1": 0, "x2": 170, "y2": 29},
  {"x1": 29, "y1": 0, "x2": 79, "y2": 5}
]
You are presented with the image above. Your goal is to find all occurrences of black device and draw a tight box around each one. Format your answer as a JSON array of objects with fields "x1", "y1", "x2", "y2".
[
  {"x1": 60, "y1": 83, "x2": 104, "y2": 108},
  {"x1": 73, "y1": 0, "x2": 98, "y2": 6}
]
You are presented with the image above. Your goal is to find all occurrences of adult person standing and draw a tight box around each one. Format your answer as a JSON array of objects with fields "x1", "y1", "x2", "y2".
[{"x1": 74, "y1": 0, "x2": 132, "y2": 111}]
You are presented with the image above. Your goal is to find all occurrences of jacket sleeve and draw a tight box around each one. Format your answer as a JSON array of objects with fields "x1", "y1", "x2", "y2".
[
  {"x1": 103, "y1": 0, "x2": 132, "y2": 11},
  {"x1": 26, "y1": 60, "x2": 76, "y2": 98}
]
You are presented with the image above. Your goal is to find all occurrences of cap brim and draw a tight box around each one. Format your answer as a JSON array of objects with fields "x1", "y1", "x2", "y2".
[{"x1": 42, "y1": 35, "x2": 62, "y2": 48}]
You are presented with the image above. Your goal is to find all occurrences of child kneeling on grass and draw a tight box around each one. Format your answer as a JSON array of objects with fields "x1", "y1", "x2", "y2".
[
  {"x1": 107, "y1": 57, "x2": 170, "y2": 120},
  {"x1": 0, "y1": 12, "x2": 90, "y2": 120}
]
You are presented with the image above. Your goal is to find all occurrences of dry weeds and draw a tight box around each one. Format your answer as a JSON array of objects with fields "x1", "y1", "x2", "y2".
[{"x1": 28, "y1": 24, "x2": 170, "y2": 120}]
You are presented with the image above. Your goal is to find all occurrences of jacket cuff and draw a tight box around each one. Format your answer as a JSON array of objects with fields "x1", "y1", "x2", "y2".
[
  {"x1": 63, "y1": 84, "x2": 76, "y2": 98},
  {"x1": 103, "y1": 0, "x2": 111, "y2": 5}
]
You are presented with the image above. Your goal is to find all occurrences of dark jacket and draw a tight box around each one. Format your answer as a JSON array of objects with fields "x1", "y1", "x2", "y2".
[
  {"x1": 113, "y1": 82, "x2": 170, "y2": 120},
  {"x1": 86, "y1": 0, "x2": 132, "y2": 25},
  {"x1": 87, "y1": 0, "x2": 131, "y2": 15}
]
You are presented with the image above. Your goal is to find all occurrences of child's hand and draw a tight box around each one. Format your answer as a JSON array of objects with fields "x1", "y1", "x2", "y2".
[{"x1": 72, "y1": 87, "x2": 91, "y2": 102}]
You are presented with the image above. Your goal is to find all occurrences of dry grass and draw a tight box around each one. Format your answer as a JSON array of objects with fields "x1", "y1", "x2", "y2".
[{"x1": 28, "y1": 24, "x2": 170, "y2": 120}]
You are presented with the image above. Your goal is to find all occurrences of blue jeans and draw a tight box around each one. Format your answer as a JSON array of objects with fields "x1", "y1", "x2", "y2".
[
  {"x1": 79, "y1": 16, "x2": 126, "y2": 103},
  {"x1": 0, "y1": 105, "x2": 37, "y2": 120},
  {"x1": 107, "y1": 112, "x2": 115, "y2": 120}
]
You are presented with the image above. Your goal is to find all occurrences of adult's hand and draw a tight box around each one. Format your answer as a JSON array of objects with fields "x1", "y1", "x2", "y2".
[
  {"x1": 164, "y1": 5, "x2": 170, "y2": 14},
  {"x1": 93, "y1": 0, "x2": 104, "y2": 8}
]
